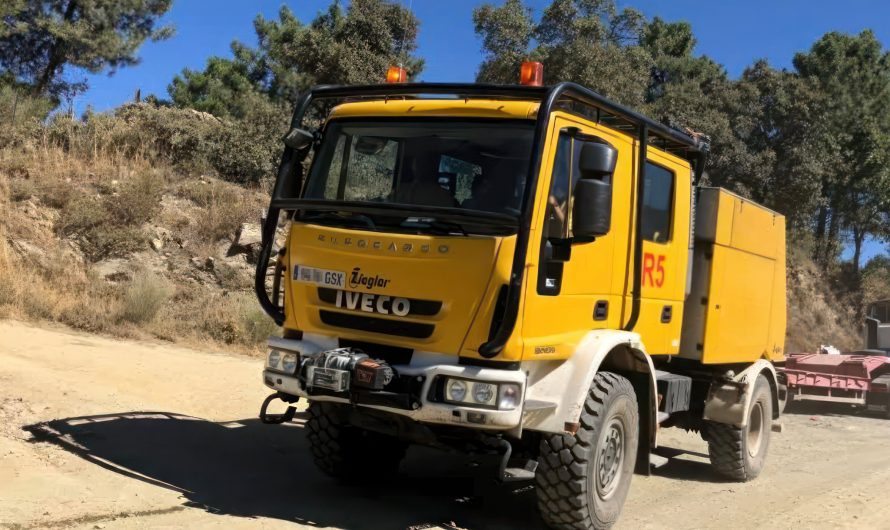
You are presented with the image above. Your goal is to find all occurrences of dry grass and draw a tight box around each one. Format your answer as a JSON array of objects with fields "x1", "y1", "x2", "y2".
[
  {"x1": 175, "y1": 177, "x2": 264, "y2": 243},
  {"x1": 786, "y1": 244, "x2": 861, "y2": 352},
  {"x1": 0, "y1": 131, "x2": 273, "y2": 353},
  {"x1": 120, "y1": 271, "x2": 172, "y2": 324}
]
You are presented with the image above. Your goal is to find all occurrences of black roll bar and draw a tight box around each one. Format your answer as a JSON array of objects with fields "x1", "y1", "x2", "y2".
[{"x1": 255, "y1": 82, "x2": 707, "y2": 354}]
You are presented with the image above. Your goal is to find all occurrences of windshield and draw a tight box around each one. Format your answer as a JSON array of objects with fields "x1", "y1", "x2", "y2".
[{"x1": 302, "y1": 120, "x2": 535, "y2": 217}]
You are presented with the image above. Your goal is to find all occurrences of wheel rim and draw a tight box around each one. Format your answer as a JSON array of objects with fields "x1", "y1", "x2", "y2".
[
  {"x1": 595, "y1": 418, "x2": 625, "y2": 500},
  {"x1": 747, "y1": 401, "x2": 764, "y2": 458}
]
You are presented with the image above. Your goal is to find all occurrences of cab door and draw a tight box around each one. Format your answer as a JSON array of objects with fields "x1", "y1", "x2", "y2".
[
  {"x1": 520, "y1": 113, "x2": 634, "y2": 360},
  {"x1": 631, "y1": 149, "x2": 691, "y2": 355}
]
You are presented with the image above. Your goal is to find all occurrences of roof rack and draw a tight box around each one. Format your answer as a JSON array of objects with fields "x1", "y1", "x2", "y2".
[{"x1": 303, "y1": 82, "x2": 709, "y2": 159}]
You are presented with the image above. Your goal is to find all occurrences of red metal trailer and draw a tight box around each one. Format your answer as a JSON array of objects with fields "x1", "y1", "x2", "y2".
[{"x1": 782, "y1": 352, "x2": 890, "y2": 416}]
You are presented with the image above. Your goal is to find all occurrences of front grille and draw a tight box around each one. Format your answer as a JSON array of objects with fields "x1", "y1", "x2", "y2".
[
  {"x1": 317, "y1": 288, "x2": 442, "y2": 316},
  {"x1": 339, "y1": 339, "x2": 413, "y2": 365},
  {"x1": 320, "y1": 310, "x2": 435, "y2": 339}
]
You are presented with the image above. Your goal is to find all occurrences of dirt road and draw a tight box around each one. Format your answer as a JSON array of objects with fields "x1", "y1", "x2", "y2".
[{"x1": 2, "y1": 320, "x2": 890, "y2": 530}]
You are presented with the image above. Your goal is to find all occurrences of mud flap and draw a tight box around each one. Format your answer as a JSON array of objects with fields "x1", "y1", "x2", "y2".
[{"x1": 703, "y1": 360, "x2": 779, "y2": 428}]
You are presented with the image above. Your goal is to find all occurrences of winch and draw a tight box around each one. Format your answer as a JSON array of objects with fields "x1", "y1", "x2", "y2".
[{"x1": 300, "y1": 348, "x2": 394, "y2": 392}]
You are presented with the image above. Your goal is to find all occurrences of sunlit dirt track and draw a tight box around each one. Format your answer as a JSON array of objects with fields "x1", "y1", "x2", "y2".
[{"x1": 2, "y1": 320, "x2": 889, "y2": 530}]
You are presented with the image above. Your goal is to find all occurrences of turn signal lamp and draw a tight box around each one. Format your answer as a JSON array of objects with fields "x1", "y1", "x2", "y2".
[
  {"x1": 386, "y1": 66, "x2": 407, "y2": 83},
  {"x1": 520, "y1": 61, "x2": 544, "y2": 86}
]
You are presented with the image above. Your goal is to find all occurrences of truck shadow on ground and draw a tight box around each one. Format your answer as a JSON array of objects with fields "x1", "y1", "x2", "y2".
[
  {"x1": 783, "y1": 400, "x2": 890, "y2": 419},
  {"x1": 23, "y1": 411, "x2": 728, "y2": 528},
  {"x1": 24, "y1": 411, "x2": 544, "y2": 530}
]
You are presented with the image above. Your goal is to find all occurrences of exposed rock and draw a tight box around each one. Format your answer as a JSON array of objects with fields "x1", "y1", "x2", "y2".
[
  {"x1": 228, "y1": 223, "x2": 263, "y2": 263},
  {"x1": 95, "y1": 259, "x2": 131, "y2": 282},
  {"x1": 234, "y1": 223, "x2": 262, "y2": 248},
  {"x1": 145, "y1": 225, "x2": 172, "y2": 252},
  {"x1": 8, "y1": 239, "x2": 46, "y2": 261}
]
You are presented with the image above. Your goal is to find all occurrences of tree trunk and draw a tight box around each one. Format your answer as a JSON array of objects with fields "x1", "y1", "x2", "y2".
[
  {"x1": 32, "y1": 0, "x2": 79, "y2": 95},
  {"x1": 852, "y1": 229, "x2": 864, "y2": 273}
]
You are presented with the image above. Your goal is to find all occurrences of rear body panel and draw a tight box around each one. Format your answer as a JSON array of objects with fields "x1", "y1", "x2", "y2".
[{"x1": 679, "y1": 188, "x2": 787, "y2": 364}]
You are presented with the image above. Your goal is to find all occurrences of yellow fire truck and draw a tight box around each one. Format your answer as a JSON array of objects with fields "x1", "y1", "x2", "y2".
[{"x1": 256, "y1": 63, "x2": 786, "y2": 529}]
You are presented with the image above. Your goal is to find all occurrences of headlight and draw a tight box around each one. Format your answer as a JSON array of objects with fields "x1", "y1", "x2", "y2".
[
  {"x1": 442, "y1": 377, "x2": 519, "y2": 410},
  {"x1": 267, "y1": 350, "x2": 281, "y2": 369},
  {"x1": 498, "y1": 383, "x2": 521, "y2": 411},
  {"x1": 282, "y1": 353, "x2": 298, "y2": 374},
  {"x1": 473, "y1": 382, "x2": 495, "y2": 406},
  {"x1": 446, "y1": 379, "x2": 467, "y2": 402}
]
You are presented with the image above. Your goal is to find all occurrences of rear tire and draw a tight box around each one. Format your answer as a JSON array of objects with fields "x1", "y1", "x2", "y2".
[
  {"x1": 535, "y1": 372, "x2": 639, "y2": 530},
  {"x1": 305, "y1": 402, "x2": 407, "y2": 480},
  {"x1": 704, "y1": 374, "x2": 773, "y2": 482}
]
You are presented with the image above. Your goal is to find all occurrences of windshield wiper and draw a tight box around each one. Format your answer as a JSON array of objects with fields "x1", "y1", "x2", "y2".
[
  {"x1": 301, "y1": 210, "x2": 377, "y2": 230},
  {"x1": 400, "y1": 217, "x2": 468, "y2": 236}
]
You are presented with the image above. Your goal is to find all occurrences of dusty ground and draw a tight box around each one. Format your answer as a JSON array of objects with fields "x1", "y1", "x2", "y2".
[{"x1": 2, "y1": 320, "x2": 890, "y2": 530}]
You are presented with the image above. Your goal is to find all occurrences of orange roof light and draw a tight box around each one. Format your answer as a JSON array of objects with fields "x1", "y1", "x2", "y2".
[
  {"x1": 519, "y1": 61, "x2": 543, "y2": 86},
  {"x1": 386, "y1": 66, "x2": 407, "y2": 84}
]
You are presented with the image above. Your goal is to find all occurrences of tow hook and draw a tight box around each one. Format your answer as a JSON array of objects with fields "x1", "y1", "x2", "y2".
[{"x1": 259, "y1": 392, "x2": 299, "y2": 424}]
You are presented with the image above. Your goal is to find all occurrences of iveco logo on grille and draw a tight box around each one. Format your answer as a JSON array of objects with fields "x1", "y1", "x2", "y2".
[
  {"x1": 335, "y1": 289, "x2": 410, "y2": 316},
  {"x1": 349, "y1": 267, "x2": 390, "y2": 290}
]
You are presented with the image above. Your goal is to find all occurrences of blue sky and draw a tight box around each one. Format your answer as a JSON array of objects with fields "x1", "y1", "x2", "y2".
[{"x1": 75, "y1": 0, "x2": 888, "y2": 261}]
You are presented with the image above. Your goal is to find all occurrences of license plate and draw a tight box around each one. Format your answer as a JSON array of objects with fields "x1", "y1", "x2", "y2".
[
  {"x1": 867, "y1": 404, "x2": 888, "y2": 412},
  {"x1": 293, "y1": 265, "x2": 345, "y2": 288},
  {"x1": 308, "y1": 366, "x2": 350, "y2": 392}
]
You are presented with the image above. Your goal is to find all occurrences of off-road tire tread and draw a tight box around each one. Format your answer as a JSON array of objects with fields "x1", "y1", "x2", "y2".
[
  {"x1": 305, "y1": 402, "x2": 406, "y2": 479},
  {"x1": 535, "y1": 372, "x2": 637, "y2": 530},
  {"x1": 703, "y1": 374, "x2": 771, "y2": 482},
  {"x1": 703, "y1": 421, "x2": 748, "y2": 481}
]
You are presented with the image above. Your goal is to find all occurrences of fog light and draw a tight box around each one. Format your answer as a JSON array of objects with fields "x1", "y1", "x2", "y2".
[
  {"x1": 498, "y1": 383, "x2": 521, "y2": 410},
  {"x1": 473, "y1": 382, "x2": 495, "y2": 406},
  {"x1": 267, "y1": 350, "x2": 281, "y2": 369},
  {"x1": 282, "y1": 352, "x2": 298, "y2": 374},
  {"x1": 446, "y1": 379, "x2": 467, "y2": 402}
]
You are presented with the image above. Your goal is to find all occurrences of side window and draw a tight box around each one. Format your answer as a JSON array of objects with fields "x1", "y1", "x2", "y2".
[
  {"x1": 641, "y1": 162, "x2": 674, "y2": 243},
  {"x1": 543, "y1": 133, "x2": 573, "y2": 239}
]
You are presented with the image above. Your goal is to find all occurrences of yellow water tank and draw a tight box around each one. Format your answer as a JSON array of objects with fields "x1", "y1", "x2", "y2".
[{"x1": 679, "y1": 187, "x2": 786, "y2": 364}]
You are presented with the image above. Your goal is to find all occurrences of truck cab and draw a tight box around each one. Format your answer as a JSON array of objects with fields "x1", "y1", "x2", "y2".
[
  {"x1": 866, "y1": 300, "x2": 890, "y2": 353},
  {"x1": 256, "y1": 66, "x2": 785, "y2": 530}
]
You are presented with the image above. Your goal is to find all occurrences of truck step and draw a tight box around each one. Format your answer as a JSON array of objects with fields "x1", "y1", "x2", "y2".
[
  {"x1": 649, "y1": 453, "x2": 669, "y2": 469},
  {"x1": 502, "y1": 459, "x2": 538, "y2": 482}
]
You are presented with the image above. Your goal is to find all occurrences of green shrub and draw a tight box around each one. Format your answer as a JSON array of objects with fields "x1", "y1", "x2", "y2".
[
  {"x1": 120, "y1": 271, "x2": 172, "y2": 324},
  {"x1": 108, "y1": 170, "x2": 166, "y2": 225},
  {"x1": 56, "y1": 195, "x2": 147, "y2": 261}
]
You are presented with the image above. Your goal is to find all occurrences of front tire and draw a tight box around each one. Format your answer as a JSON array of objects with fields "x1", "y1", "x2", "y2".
[
  {"x1": 535, "y1": 372, "x2": 639, "y2": 530},
  {"x1": 305, "y1": 402, "x2": 407, "y2": 480},
  {"x1": 704, "y1": 374, "x2": 773, "y2": 481}
]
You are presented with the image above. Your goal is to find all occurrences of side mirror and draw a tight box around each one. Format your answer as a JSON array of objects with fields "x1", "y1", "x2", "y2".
[
  {"x1": 572, "y1": 141, "x2": 617, "y2": 239},
  {"x1": 283, "y1": 128, "x2": 315, "y2": 151}
]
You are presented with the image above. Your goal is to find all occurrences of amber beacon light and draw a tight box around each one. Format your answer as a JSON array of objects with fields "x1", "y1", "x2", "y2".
[
  {"x1": 519, "y1": 61, "x2": 544, "y2": 86},
  {"x1": 386, "y1": 66, "x2": 407, "y2": 84}
]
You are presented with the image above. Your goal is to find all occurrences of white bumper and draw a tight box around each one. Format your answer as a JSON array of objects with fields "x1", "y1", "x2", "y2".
[{"x1": 263, "y1": 336, "x2": 526, "y2": 431}]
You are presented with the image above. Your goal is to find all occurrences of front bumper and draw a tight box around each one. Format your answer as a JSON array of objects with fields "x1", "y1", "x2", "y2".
[{"x1": 262, "y1": 337, "x2": 526, "y2": 431}]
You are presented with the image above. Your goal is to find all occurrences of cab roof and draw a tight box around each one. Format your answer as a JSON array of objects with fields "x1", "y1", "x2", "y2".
[{"x1": 329, "y1": 98, "x2": 541, "y2": 121}]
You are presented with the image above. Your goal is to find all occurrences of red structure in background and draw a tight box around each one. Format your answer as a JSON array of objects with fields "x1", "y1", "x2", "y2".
[{"x1": 781, "y1": 352, "x2": 890, "y2": 416}]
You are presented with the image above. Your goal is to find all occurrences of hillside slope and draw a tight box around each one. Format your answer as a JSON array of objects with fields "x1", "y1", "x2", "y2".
[{"x1": 0, "y1": 104, "x2": 867, "y2": 355}]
